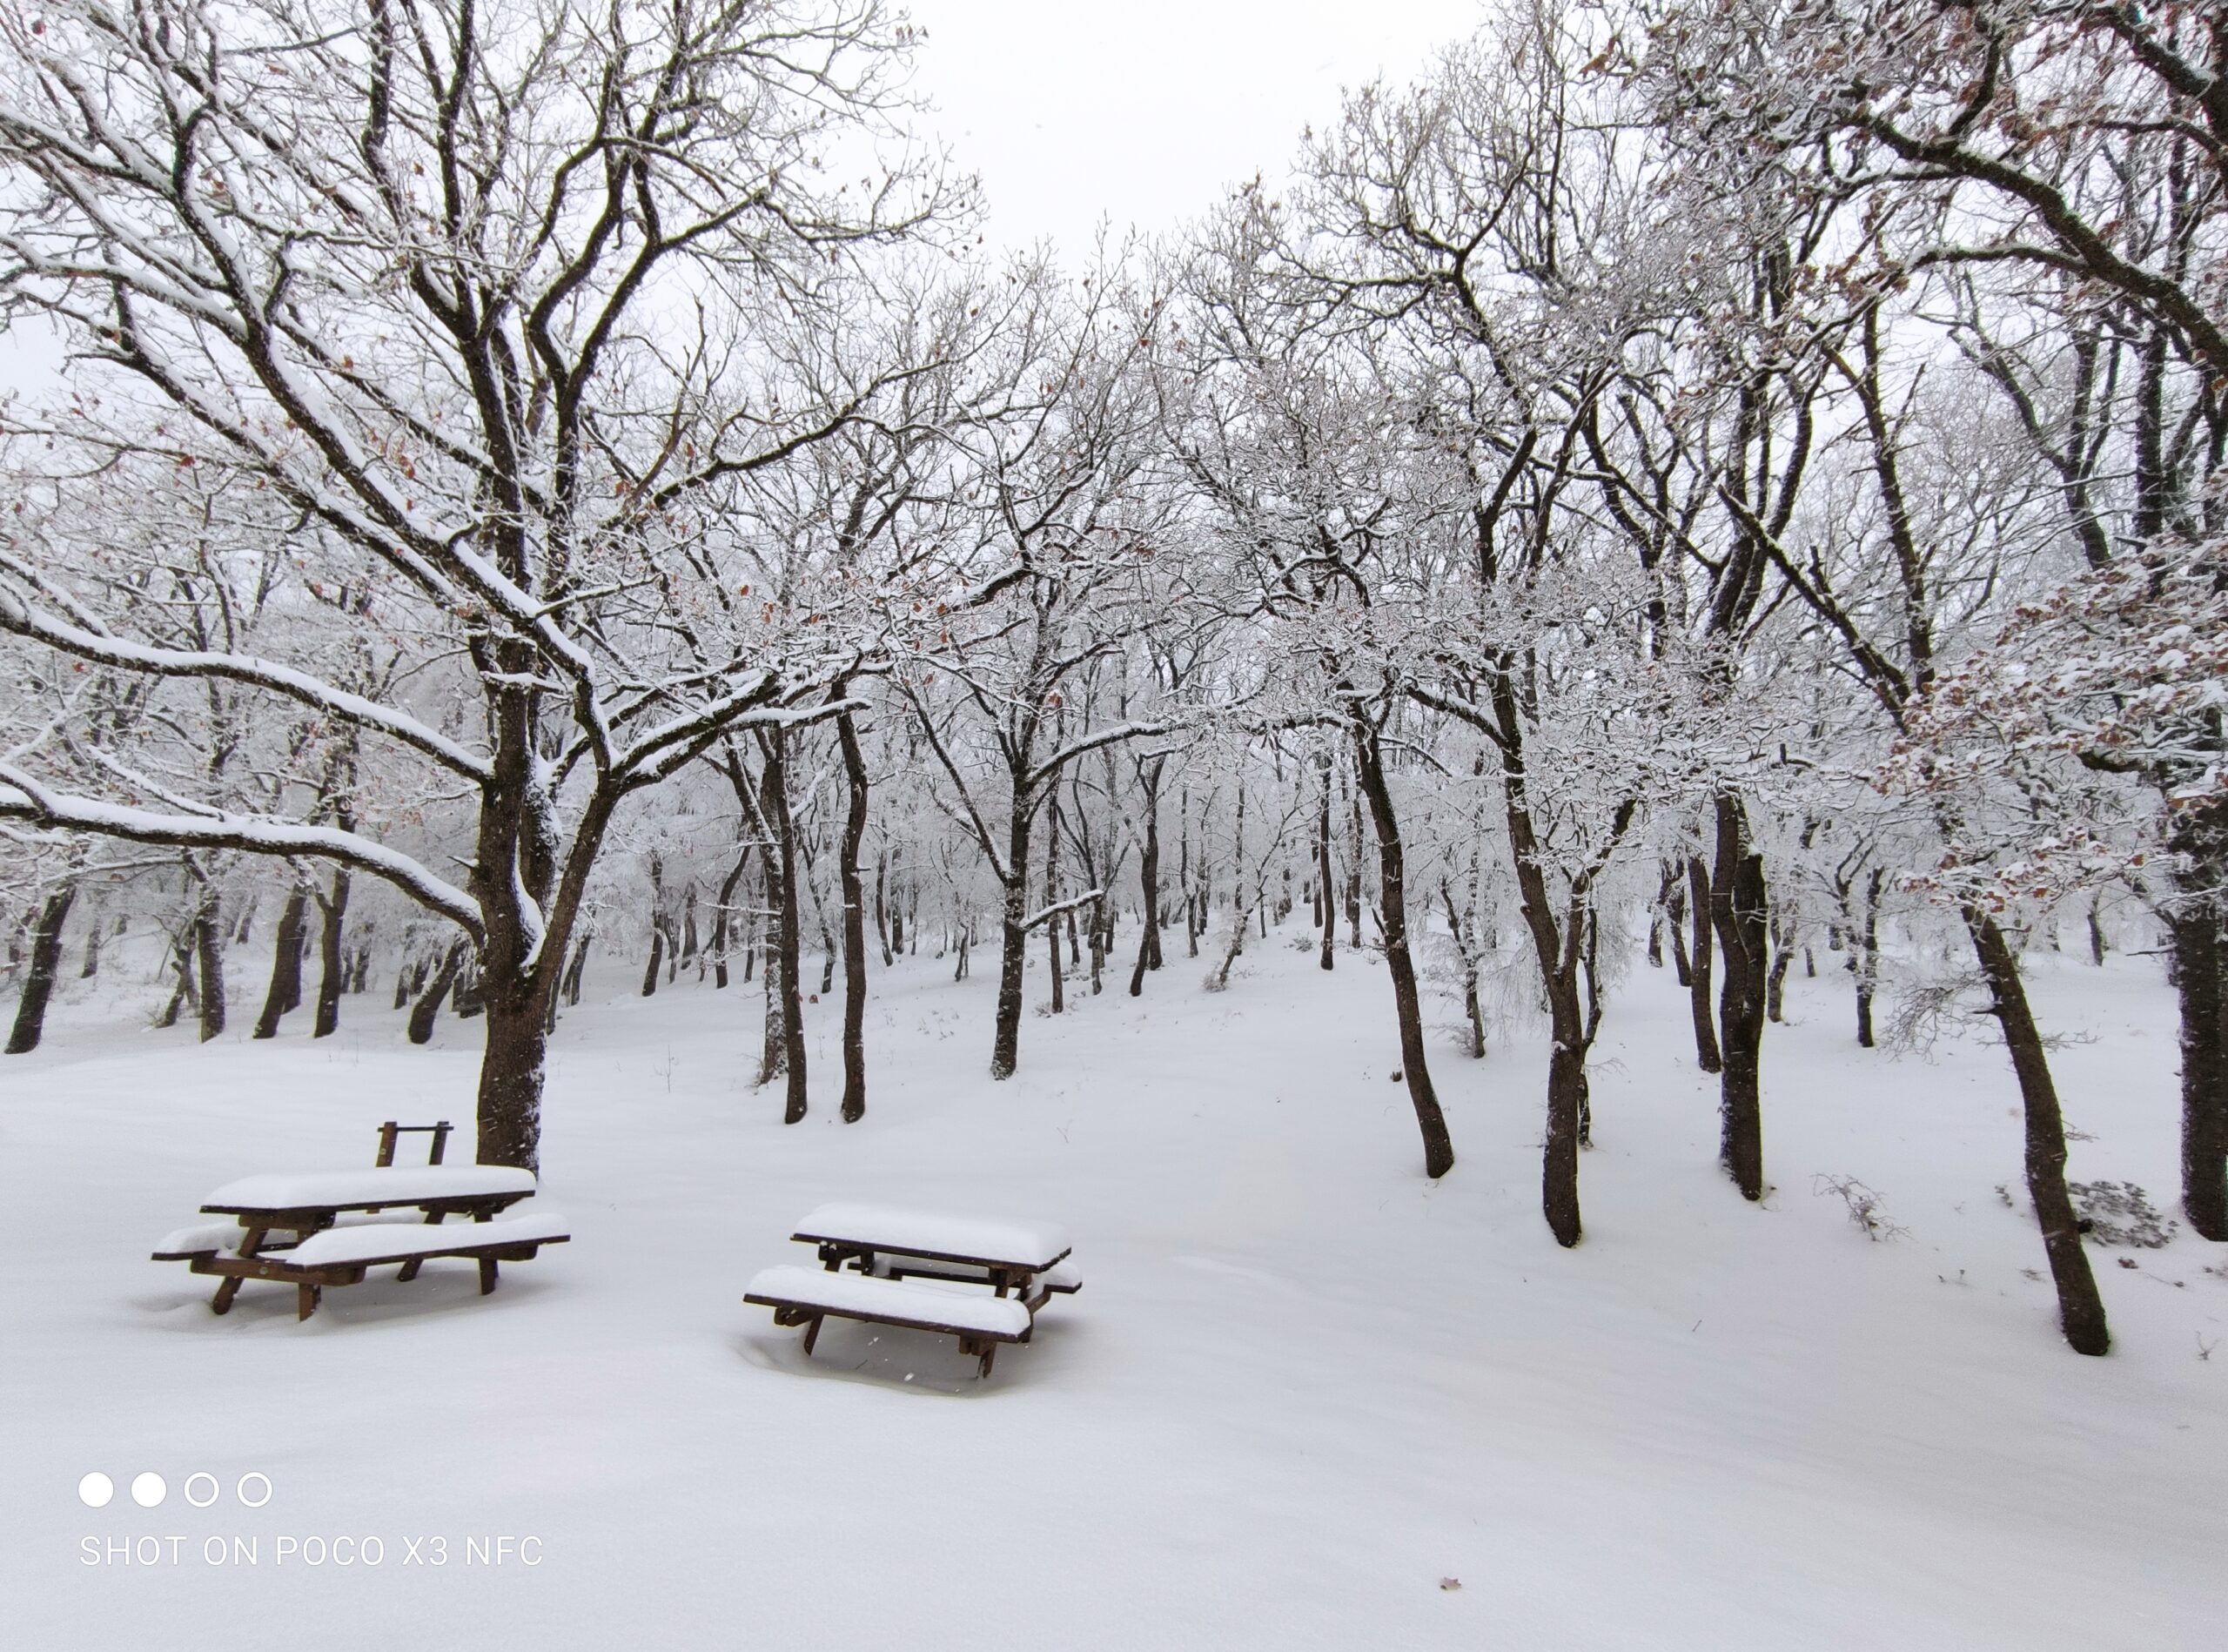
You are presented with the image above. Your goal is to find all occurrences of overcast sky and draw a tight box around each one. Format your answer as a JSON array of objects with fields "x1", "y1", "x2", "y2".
[
  {"x1": 0, "y1": 5, "x2": 1484, "y2": 382},
  {"x1": 901, "y1": 1, "x2": 1485, "y2": 255}
]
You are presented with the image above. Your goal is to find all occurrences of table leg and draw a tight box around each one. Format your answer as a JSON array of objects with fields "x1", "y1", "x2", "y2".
[
  {"x1": 398, "y1": 1209, "x2": 447, "y2": 1284},
  {"x1": 477, "y1": 1257, "x2": 499, "y2": 1295},
  {"x1": 211, "y1": 1226, "x2": 269, "y2": 1314},
  {"x1": 802, "y1": 1313, "x2": 823, "y2": 1358},
  {"x1": 295, "y1": 1283, "x2": 320, "y2": 1321}
]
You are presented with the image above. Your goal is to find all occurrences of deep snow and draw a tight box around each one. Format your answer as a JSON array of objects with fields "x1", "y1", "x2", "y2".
[{"x1": 2, "y1": 930, "x2": 2220, "y2": 1650}]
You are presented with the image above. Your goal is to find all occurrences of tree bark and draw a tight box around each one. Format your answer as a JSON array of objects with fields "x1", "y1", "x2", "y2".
[
  {"x1": 78, "y1": 908, "x2": 102, "y2": 980},
  {"x1": 761, "y1": 728, "x2": 809, "y2": 1123},
  {"x1": 1318, "y1": 755, "x2": 1337, "y2": 971},
  {"x1": 407, "y1": 941, "x2": 466, "y2": 1044},
  {"x1": 252, "y1": 883, "x2": 312, "y2": 1039},
  {"x1": 2167, "y1": 903, "x2": 2228, "y2": 1239},
  {"x1": 1129, "y1": 763, "x2": 1164, "y2": 996},
  {"x1": 990, "y1": 805, "x2": 1032, "y2": 1079},
  {"x1": 312, "y1": 870, "x2": 349, "y2": 1038},
  {"x1": 1352, "y1": 721, "x2": 1455, "y2": 1179},
  {"x1": 1542, "y1": 1033, "x2": 1588, "y2": 1247},
  {"x1": 1853, "y1": 867, "x2": 1882, "y2": 1050},
  {"x1": 1045, "y1": 807, "x2": 1064, "y2": 1015},
  {"x1": 4, "y1": 880, "x2": 76, "y2": 1055},
  {"x1": 1710, "y1": 795, "x2": 1768, "y2": 1201},
  {"x1": 835, "y1": 707, "x2": 871, "y2": 1123},
  {"x1": 1966, "y1": 910, "x2": 2111, "y2": 1354},
  {"x1": 710, "y1": 846, "x2": 749, "y2": 990},
  {"x1": 1345, "y1": 789, "x2": 1364, "y2": 949},
  {"x1": 474, "y1": 982, "x2": 550, "y2": 1175},
  {"x1": 158, "y1": 926, "x2": 196, "y2": 1029},
  {"x1": 193, "y1": 886, "x2": 226, "y2": 1043},
  {"x1": 1686, "y1": 855, "x2": 1721, "y2": 1071}
]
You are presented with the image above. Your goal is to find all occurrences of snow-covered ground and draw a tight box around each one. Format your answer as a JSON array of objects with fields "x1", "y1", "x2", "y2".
[{"x1": 3, "y1": 933, "x2": 2220, "y2": 1650}]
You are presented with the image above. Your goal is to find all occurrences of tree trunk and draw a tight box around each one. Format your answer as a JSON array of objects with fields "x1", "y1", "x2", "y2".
[
  {"x1": 1345, "y1": 790, "x2": 1364, "y2": 949},
  {"x1": 312, "y1": 870, "x2": 349, "y2": 1038},
  {"x1": 252, "y1": 883, "x2": 312, "y2": 1039},
  {"x1": 762, "y1": 729, "x2": 809, "y2": 1123},
  {"x1": 1318, "y1": 756, "x2": 1337, "y2": 971},
  {"x1": 2167, "y1": 903, "x2": 2228, "y2": 1240},
  {"x1": 1710, "y1": 795, "x2": 1768, "y2": 1201},
  {"x1": 711, "y1": 846, "x2": 749, "y2": 989},
  {"x1": 836, "y1": 708, "x2": 871, "y2": 1123},
  {"x1": 1440, "y1": 886, "x2": 1487, "y2": 1059},
  {"x1": 1129, "y1": 770, "x2": 1163, "y2": 996},
  {"x1": 474, "y1": 983, "x2": 549, "y2": 1172},
  {"x1": 407, "y1": 941, "x2": 466, "y2": 1044},
  {"x1": 1766, "y1": 913, "x2": 1795, "y2": 1024},
  {"x1": 990, "y1": 809, "x2": 1032, "y2": 1079},
  {"x1": 890, "y1": 845, "x2": 907, "y2": 959},
  {"x1": 158, "y1": 927, "x2": 196, "y2": 1029},
  {"x1": 1648, "y1": 863, "x2": 1674, "y2": 968},
  {"x1": 193, "y1": 888, "x2": 226, "y2": 1043},
  {"x1": 874, "y1": 850, "x2": 893, "y2": 968},
  {"x1": 1966, "y1": 910, "x2": 2111, "y2": 1354},
  {"x1": 78, "y1": 909, "x2": 102, "y2": 980},
  {"x1": 1542, "y1": 1026, "x2": 1588, "y2": 1248},
  {"x1": 1353, "y1": 722, "x2": 1455, "y2": 1179},
  {"x1": 758, "y1": 897, "x2": 785, "y2": 1087},
  {"x1": 563, "y1": 933, "x2": 590, "y2": 1007},
  {"x1": 4, "y1": 880, "x2": 76, "y2": 1055},
  {"x1": 1685, "y1": 855, "x2": 1720, "y2": 1072},
  {"x1": 1045, "y1": 811, "x2": 1064, "y2": 1015},
  {"x1": 1667, "y1": 872, "x2": 1693, "y2": 986},
  {"x1": 1854, "y1": 867, "x2": 1882, "y2": 1050}
]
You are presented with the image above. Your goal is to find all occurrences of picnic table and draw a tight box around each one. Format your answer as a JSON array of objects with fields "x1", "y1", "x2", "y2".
[
  {"x1": 747, "y1": 1202, "x2": 1080, "y2": 1377},
  {"x1": 151, "y1": 1125, "x2": 567, "y2": 1320}
]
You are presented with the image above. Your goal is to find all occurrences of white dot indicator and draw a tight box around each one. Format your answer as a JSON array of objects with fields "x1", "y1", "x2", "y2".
[
  {"x1": 236, "y1": 1472, "x2": 272, "y2": 1508},
  {"x1": 131, "y1": 1472, "x2": 166, "y2": 1508},
  {"x1": 184, "y1": 1473, "x2": 219, "y2": 1508},
  {"x1": 77, "y1": 1473, "x2": 114, "y2": 1508}
]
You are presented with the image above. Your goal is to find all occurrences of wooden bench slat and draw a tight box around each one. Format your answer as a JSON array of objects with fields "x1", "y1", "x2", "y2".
[
  {"x1": 744, "y1": 1264, "x2": 1033, "y2": 1342},
  {"x1": 283, "y1": 1211, "x2": 570, "y2": 1269}
]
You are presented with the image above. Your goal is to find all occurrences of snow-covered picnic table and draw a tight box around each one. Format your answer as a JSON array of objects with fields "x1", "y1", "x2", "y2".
[
  {"x1": 791, "y1": 1201, "x2": 1072, "y2": 1294},
  {"x1": 155, "y1": 1161, "x2": 561, "y2": 1320},
  {"x1": 200, "y1": 1165, "x2": 539, "y2": 1223},
  {"x1": 748, "y1": 1203, "x2": 1082, "y2": 1377}
]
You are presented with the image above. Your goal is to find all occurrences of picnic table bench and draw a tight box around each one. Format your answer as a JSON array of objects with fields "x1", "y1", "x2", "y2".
[
  {"x1": 746, "y1": 1202, "x2": 1080, "y2": 1377},
  {"x1": 151, "y1": 1122, "x2": 567, "y2": 1320}
]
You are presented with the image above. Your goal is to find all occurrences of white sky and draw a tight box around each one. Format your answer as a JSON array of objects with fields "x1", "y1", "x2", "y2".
[
  {"x1": 0, "y1": 3, "x2": 1484, "y2": 384},
  {"x1": 899, "y1": 1, "x2": 1486, "y2": 255}
]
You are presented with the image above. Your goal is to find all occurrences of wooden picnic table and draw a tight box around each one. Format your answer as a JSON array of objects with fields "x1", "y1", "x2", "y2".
[
  {"x1": 748, "y1": 1203, "x2": 1082, "y2": 1377},
  {"x1": 174, "y1": 1165, "x2": 544, "y2": 1317},
  {"x1": 791, "y1": 1201, "x2": 1074, "y2": 1301}
]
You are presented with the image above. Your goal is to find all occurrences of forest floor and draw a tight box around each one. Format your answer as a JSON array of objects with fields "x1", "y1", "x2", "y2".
[{"x1": 1, "y1": 924, "x2": 2220, "y2": 1650}]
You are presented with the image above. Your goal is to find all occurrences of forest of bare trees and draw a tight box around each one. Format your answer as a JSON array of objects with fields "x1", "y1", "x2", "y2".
[{"x1": 2, "y1": 0, "x2": 2222, "y2": 1359}]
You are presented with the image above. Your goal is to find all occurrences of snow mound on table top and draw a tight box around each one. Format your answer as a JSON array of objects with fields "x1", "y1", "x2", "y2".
[
  {"x1": 790, "y1": 1201, "x2": 1072, "y2": 1270},
  {"x1": 745, "y1": 1263, "x2": 1034, "y2": 1339},
  {"x1": 285, "y1": 1210, "x2": 570, "y2": 1268},
  {"x1": 201, "y1": 1165, "x2": 537, "y2": 1211}
]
